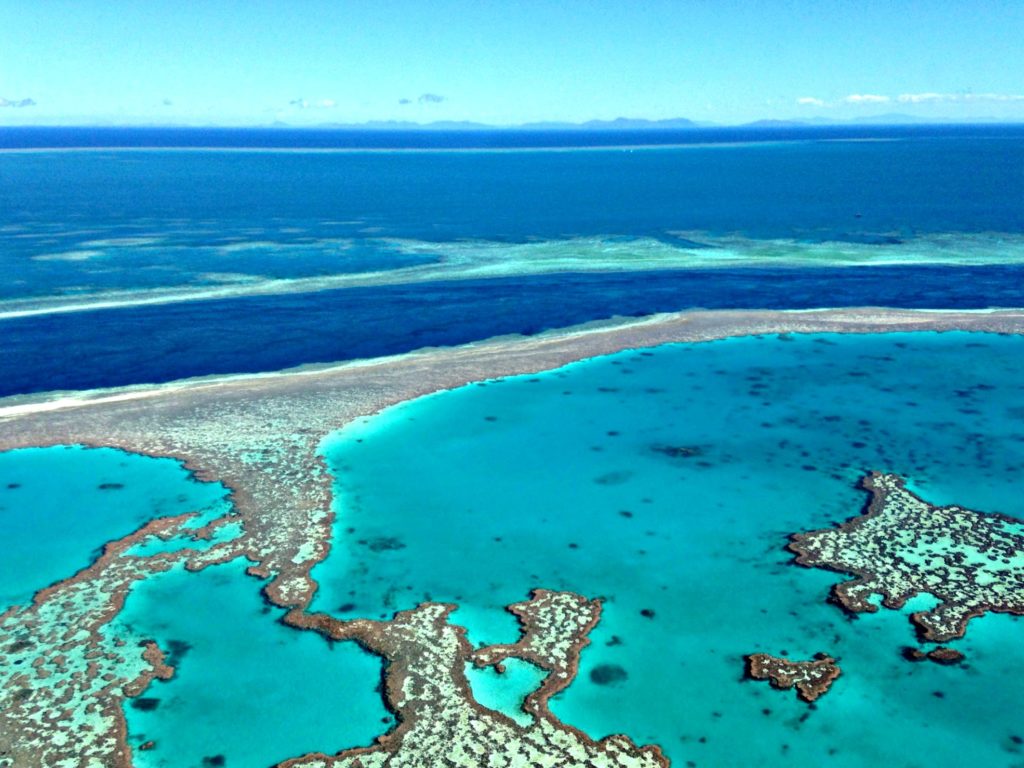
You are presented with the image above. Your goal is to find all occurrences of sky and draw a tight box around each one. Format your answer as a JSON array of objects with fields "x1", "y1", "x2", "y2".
[{"x1": 1, "y1": 0, "x2": 1023, "y2": 126}]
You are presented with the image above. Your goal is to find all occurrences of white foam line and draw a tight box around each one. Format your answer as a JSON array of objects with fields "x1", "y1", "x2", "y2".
[{"x1": 1, "y1": 261, "x2": 1020, "y2": 322}]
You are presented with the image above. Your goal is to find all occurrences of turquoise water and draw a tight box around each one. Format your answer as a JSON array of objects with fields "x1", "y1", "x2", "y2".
[
  {"x1": 465, "y1": 658, "x2": 548, "y2": 727},
  {"x1": 115, "y1": 561, "x2": 388, "y2": 767},
  {"x1": 312, "y1": 332, "x2": 1024, "y2": 767},
  {"x1": 0, "y1": 445, "x2": 228, "y2": 608},
  {"x1": 0, "y1": 443, "x2": 387, "y2": 767}
]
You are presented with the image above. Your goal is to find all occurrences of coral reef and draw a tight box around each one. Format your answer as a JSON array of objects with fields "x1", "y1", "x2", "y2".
[
  {"x1": 790, "y1": 473, "x2": 1024, "y2": 643},
  {"x1": 0, "y1": 512, "x2": 236, "y2": 768},
  {"x1": 745, "y1": 653, "x2": 841, "y2": 703},
  {"x1": 279, "y1": 591, "x2": 666, "y2": 768}
]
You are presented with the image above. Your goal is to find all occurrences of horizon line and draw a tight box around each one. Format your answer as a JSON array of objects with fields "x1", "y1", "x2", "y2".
[{"x1": 3, "y1": 118, "x2": 1024, "y2": 132}]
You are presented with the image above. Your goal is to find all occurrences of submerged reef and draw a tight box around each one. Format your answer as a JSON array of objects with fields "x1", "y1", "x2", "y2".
[
  {"x1": 745, "y1": 653, "x2": 841, "y2": 703},
  {"x1": 790, "y1": 473, "x2": 1024, "y2": 643},
  {"x1": 902, "y1": 646, "x2": 966, "y2": 665},
  {"x1": 0, "y1": 511, "x2": 237, "y2": 768},
  {"x1": 279, "y1": 590, "x2": 667, "y2": 768}
]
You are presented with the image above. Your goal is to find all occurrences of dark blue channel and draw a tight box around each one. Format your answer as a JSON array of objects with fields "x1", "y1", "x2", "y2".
[{"x1": 2, "y1": 264, "x2": 1022, "y2": 398}]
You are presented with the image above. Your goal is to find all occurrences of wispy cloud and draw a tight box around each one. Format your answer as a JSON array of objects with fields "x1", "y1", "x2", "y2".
[
  {"x1": 398, "y1": 93, "x2": 446, "y2": 106},
  {"x1": 0, "y1": 97, "x2": 36, "y2": 108},
  {"x1": 287, "y1": 98, "x2": 337, "y2": 109},
  {"x1": 898, "y1": 91, "x2": 1024, "y2": 103},
  {"x1": 842, "y1": 94, "x2": 890, "y2": 104},
  {"x1": 797, "y1": 91, "x2": 1024, "y2": 108}
]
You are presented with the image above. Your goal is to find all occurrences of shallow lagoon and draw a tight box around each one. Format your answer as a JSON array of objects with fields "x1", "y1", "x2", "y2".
[
  {"x1": 115, "y1": 561, "x2": 388, "y2": 768},
  {"x1": 0, "y1": 445, "x2": 228, "y2": 608},
  {"x1": 0, "y1": 443, "x2": 387, "y2": 768},
  {"x1": 312, "y1": 332, "x2": 1024, "y2": 767},
  {"x1": 3, "y1": 333, "x2": 1023, "y2": 766}
]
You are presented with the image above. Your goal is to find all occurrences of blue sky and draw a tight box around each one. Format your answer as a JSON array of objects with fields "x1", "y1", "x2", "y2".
[{"x1": 1, "y1": 0, "x2": 1023, "y2": 126}]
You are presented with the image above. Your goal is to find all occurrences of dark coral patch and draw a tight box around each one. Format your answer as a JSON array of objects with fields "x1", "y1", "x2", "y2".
[
  {"x1": 590, "y1": 664, "x2": 628, "y2": 685},
  {"x1": 359, "y1": 536, "x2": 406, "y2": 552}
]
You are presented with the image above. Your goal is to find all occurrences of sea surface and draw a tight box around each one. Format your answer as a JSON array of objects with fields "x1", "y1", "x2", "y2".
[
  {"x1": 3, "y1": 127, "x2": 1024, "y2": 767},
  {"x1": 1, "y1": 125, "x2": 1023, "y2": 397},
  {"x1": 310, "y1": 331, "x2": 1024, "y2": 767}
]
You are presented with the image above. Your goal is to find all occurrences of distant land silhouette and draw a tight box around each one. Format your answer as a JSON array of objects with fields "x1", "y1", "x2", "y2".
[{"x1": 263, "y1": 114, "x2": 1021, "y2": 130}]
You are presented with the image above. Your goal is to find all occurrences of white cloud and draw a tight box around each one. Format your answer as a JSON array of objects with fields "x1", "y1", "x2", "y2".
[
  {"x1": 792, "y1": 91, "x2": 1024, "y2": 110},
  {"x1": 0, "y1": 97, "x2": 36, "y2": 108},
  {"x1": 287, "y1": 98, "x2": 337, "y2": 110},
  {"x1": 398, "y1": 93, "x2": 446, "y2": 106},
  {"x1": 843, "y1": 94, "x2": 890, "y2": 104}
]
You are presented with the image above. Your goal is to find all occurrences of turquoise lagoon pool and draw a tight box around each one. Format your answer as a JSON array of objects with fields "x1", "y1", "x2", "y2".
[
  {"x1": 114, "y1": 561, "x2": 388, "y2": 768},
  {"x1": 310, "y1": 332, "x2": 1024, "y2": 767},
  {"x1": 0, "y1": 445, "x2": 229, "y2": 608},
  {"x1": 0, "y1": 444, "x2": 386, "y2": 768}
]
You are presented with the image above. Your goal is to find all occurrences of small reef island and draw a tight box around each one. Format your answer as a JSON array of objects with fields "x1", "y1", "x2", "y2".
[
  {"x1": 790, "y1": 471, "x2": 1024, "y2": 649},
  {"x1": 745, "y1": 653, "x2": 841, "y2": 703},
  {"x1": 3, "y1": 307, "x2": 1024, "y2": 766}
]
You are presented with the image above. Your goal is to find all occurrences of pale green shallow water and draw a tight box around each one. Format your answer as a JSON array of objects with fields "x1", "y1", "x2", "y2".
[{"x1": 311, "y1": 332, "x2": 1024, "y2": 768}]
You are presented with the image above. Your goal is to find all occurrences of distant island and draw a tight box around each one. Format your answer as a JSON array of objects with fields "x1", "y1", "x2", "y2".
[
  {"x1": 266, "y1": 113, "x2": 1021, "y2": 130},
  {"x1": 5, "y1": 115, "x2": 1023, "y2": 134}
]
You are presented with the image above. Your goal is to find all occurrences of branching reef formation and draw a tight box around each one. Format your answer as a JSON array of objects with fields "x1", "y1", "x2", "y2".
[
  {"x1": 280, "y1": 591, "x2": 666, "y2": 768},
  {"x1": 790, "y1": 473, "x2": 1024, "y2": 643},
  {"x1": 0, "y1": 512, "x2": 237, "y2": 767}
]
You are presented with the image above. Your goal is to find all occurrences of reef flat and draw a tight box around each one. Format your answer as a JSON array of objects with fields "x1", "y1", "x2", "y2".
[
  {"x1": 3, "y1": 307, "x2": 1024, "y2": 765},
  {"x1": 745, "y1": 654, "x2": 841, "y2": 703},
  {"x1": 791, "y1": 472, "x2": 1024, "y2": 643},
  {"x1": 0, "y1": 510, "x2": 237, "y2": 766},
  {"x1": 281, "y1": 590, "x2": 666, "y2": 768}
]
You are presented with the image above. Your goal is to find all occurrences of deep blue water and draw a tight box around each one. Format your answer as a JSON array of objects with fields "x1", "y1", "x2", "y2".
[
  {"x1": 3, "y1": 264, "x2": 1024, "y2": 397},
  {"x1": 4, "y1": 123, "x2": 1024, "y2": 150},
  {"x1": 1, "y1": 126, "x2": 1022, "y2": 397},
  {"x1": 3, "y1": 129, "x2": 1022, "y2": 244}
]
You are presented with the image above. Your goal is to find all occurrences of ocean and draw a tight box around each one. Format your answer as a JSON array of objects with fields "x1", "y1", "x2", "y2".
[
  {"x1": 3, "y1": 126, "x2": 1024, "y2": 768},
  {"x1": 1, "y1": 124, "x2": 1023, "y2": 397}
]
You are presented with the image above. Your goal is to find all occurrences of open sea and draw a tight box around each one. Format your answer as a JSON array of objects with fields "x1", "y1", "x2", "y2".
[
  {"x1": 2, "y1": 126, "x2": 1024, "y2": 767},
  {"x1": 1, "y1": 124, "x2": 1023, "y2": 396}
]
